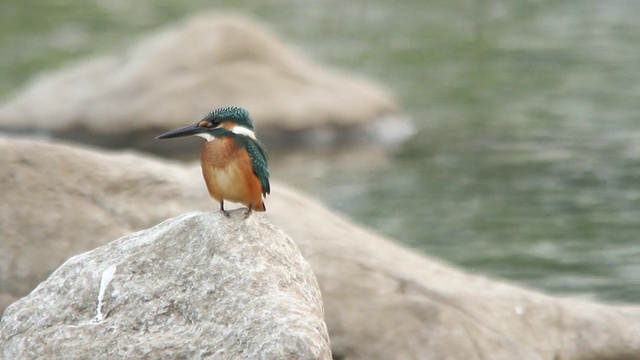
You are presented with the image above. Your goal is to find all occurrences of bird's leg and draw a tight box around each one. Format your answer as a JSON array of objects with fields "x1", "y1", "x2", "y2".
[
  {"x1": 243, "y1": 205, "x2": 253, "y2": 219},
  {"x1": 219, "y1": 200, "x2": 230, "y2": 218}
]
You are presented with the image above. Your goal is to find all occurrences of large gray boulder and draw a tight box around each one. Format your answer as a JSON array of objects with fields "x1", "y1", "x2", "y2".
[
  {"x1": 2, "y1": 136, "x2": 640, "y2": 359},
  {"x1": 0, "y1": 14, "x2": 411, "y2": 151},
  {"x1": 0, "y1": 211, "x2": 331, "y2": 360}
]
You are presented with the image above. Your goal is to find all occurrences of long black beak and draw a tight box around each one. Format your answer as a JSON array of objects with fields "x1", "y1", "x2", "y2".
[{"x1": 156, "y1": 123, "x2": 204, "y2": 139}]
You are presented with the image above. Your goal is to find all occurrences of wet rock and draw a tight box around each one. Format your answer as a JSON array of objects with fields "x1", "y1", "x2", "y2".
[
  {"x1": 0, "y1": 211, "x2": 331, "y2": 360},
  {"x1": 2, "y1": 136, "x2": 640, "y2": 360},
  {"x1": 0, "y1": 14, "x2": 411, "y2": 152}
]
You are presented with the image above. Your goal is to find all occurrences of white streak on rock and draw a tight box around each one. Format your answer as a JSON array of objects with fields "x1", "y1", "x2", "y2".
[
  {"x1": 515, "y1": 305, "x2": 525, "y2": 316},
  {"x1": 93, "y1": 265, "x2": 117, "y2": 323}
]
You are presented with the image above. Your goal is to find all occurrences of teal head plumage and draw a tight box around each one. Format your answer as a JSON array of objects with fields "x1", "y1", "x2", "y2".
[{"x1": 201, "y1": 106, "x2": 256, "y2": 131}]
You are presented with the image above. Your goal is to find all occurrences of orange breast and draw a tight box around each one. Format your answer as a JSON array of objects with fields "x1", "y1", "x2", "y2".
[{"x1": 200, "y1": 137, "x2": 265, "y2": 211}]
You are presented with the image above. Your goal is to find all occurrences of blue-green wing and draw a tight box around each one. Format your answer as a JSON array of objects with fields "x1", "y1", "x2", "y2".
[{"x1": 241, "y1": 137, "x2": 270, "y2": 195}]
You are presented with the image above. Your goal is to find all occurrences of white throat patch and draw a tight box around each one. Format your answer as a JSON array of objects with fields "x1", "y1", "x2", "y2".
[
  {"x1": 231, "y1": 125, "x2": 256, "y2": 140},
  {"x1": 194, "y1": 132, "x2": 215, "y2": 142}
]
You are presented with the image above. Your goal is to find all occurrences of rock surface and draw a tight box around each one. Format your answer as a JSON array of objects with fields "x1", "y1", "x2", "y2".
[
  {"x1": 2, "y1": 136, "x2": 640, "y2": 360},
  {"x1": 0, "y1": 14, "x2": 411, "y2": 151},
  {"x1": 0, "y1": 211, "x2": 331, "y2": 360}
]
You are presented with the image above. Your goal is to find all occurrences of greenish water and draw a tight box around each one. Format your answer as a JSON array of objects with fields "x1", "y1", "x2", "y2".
[{"x1": 2, "y1": 1, "x2": 640, "y2": 303}]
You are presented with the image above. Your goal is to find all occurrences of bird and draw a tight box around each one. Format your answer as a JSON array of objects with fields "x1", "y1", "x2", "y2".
[{"x1": 156, "y1": 106, "x2": 270, "y2": 218}]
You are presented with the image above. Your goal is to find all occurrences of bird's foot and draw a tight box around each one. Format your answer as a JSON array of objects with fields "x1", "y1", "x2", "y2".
[
  {"x1": 243, "y1": 206, "x2": 253, "y2": 219},
  {"x1": 219, "y1": 201, "x2": 230, "y2": 218}
]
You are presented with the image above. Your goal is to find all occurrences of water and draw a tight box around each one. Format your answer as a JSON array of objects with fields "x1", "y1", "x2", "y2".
[{"x1": 2, "y1": 0, "x2": 640, "y2": 303}]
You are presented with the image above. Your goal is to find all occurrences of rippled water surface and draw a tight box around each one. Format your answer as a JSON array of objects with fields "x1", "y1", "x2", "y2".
[{"x1": 2, "y1": 0, "x2": 640, "y2": 302}]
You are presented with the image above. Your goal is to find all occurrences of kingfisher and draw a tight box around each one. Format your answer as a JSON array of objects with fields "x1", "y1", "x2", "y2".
[{"x1": 156, "y1": 106, "x2": 270, "y2": 218}]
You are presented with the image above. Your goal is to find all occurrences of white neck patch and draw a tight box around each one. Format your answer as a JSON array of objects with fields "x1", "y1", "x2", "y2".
[
  {"x1": 194, "y1": 132, "x2": 215, "y2": 142},
  {"x1": 192, "y1": 125, "x2": 256, "y2": 141},
  {"x1": 231, "y1": 125, "x2": 256, "y2": 140}
]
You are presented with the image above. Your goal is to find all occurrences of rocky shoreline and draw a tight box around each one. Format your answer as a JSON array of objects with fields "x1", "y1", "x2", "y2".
[{"x1": 1, "y1": 13, "x2": 639, "y2": 360}]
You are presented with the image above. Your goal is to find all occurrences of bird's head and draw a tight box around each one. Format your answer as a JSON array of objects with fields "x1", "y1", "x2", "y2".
[{"x1": 156, "y1": 106, "x2": 256, "y2": 141}]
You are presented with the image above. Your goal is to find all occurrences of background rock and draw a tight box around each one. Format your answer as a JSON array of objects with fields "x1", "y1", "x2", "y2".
[
  {"x1": 0, "y1": 14, "x2": 411, "y2": 151},
  {"x1": 2, "y1": 136, "x2": 640, "y2": 359},
  {"x1": 0, "y1": 211, "x2": 331, "y2": 360}
]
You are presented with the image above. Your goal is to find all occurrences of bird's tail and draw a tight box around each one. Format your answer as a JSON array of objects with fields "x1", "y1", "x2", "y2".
[{"x1": 254, "y1": 201, "x2": 266, "y2": 212}]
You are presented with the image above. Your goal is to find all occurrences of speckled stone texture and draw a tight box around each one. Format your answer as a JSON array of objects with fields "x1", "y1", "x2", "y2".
[{"x1": 0, "y1": 211, "x2": 331, "y2": 360}]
